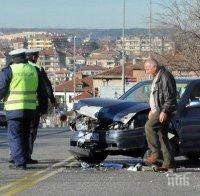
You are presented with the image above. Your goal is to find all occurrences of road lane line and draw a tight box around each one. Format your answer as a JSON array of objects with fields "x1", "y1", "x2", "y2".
[
  {"x1": 0, "y1": 169, "x2": 48, "y2": 192},
  {"x1": 4, "y1": 168, "x2": 65, "y2": 196},
  {"x1": 51, "y1": 156, "x2": 76, "y2": 168},
  {"x1": 0, "y1": 156, "x2": 75, "y2": 194}
]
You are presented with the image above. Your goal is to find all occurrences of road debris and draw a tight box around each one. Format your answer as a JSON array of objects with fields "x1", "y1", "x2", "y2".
[
  {"x1": 127, "y1": 163, "x2": 142, "y2": 171},
  {"x1": 100, "y1": 163, "x2": 124, "y2": 170}
]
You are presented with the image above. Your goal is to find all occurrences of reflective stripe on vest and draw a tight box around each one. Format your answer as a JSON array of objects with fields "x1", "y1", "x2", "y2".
[{"x1": 4, "y1": 63, "x2": 38, "y2": 111}]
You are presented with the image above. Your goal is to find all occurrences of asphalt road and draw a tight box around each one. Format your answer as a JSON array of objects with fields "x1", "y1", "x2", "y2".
[{"x1": 0, "y1": 127, "x2": 200, "y2": 196}]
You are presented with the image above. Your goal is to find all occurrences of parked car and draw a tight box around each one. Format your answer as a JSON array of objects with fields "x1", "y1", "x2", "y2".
[{"x1": 69, "y1": 78, "x2": 200, "y2": 164}]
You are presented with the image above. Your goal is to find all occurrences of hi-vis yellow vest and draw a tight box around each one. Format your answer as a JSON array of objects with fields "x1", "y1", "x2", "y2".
[
  {"x1": 28, "y1": 61, "x2": 41, "y2": 106},
  {"x1": 4, "y1": 63, "x2": 38, "y2": 111},
  {"x1": 28, "y1": 61, "x2": 41, "y2": 70}
]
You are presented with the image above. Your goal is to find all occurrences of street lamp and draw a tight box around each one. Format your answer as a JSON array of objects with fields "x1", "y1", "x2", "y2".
[
  {"x1": 73, "y1": 35, "x2": 76, "y2": 100},
  {"x1": 122, "y1": 0, "x2": 126, "y2": 94},
  {"x1": 149, "y1": 0, "x2": 152, "y2": 58}
]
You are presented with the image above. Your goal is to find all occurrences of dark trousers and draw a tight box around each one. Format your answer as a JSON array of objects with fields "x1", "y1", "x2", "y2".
[
  {"x1": 7, "y1": 118, "x2": 32, "y2": 166},
  {"x1": 145, "y1": 110, "x2": 173, "y2": 166},
  {"x1": 29, "y1": 112, "x2": 40, "y2": 159}
]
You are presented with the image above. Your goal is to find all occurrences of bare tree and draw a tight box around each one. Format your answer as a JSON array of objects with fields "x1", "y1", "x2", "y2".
[{"x1": 158, "y1": 0, "x2": 200, "y2": 76}]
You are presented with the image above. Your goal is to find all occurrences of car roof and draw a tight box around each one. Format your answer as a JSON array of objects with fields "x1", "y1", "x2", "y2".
[
  {"x1": 175, "y1": 77, "x2": 200, "y2": 83},
  {"x1": 141, "y1": 77, "x2": 200, "y2": 84}
]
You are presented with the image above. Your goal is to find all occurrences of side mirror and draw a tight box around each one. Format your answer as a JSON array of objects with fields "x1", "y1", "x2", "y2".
[{"x1": 186, "y1": 101, "x2": 200, "y2": 108}]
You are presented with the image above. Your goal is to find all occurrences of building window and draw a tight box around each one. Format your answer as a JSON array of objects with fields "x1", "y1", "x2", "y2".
[{"x1": 76, "y1": 84, "x2": 83, "y2": 90}]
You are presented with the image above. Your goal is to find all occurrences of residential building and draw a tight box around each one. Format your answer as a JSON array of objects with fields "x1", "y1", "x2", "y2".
[
  {"x1": 66, "y1": 52, "x2": 85, "y2": 65},
  {"x1": 93, "y1": 62, "x2": 147, "y2": 98},
  {"x1": 86, "y1": 50, "x2": 116, "y2": 68},
  {"x1": 55, "y1": 74, "x2": 93, "y2": 110},
  {"x1": 47, "y1": 69, "x2": 69, "y2": 86},
  {"x1": 76, "y1": 55, "x2": 86, "y2": 66},
  {"x1": 116, "y1": 36, "x2": 174, "y2": 55},
  {"x1": 78, "y1": 65, "x2": 106, "y2": 76},
  {"x1": 27, "y1": 34, "x2": 53, "y2": 50},
  {"x1": 0, "y1": 32, "x2": 45, "y2": 41},
  {"x1": 38, "y1": 48, "x2": 59, "y2": 71}
]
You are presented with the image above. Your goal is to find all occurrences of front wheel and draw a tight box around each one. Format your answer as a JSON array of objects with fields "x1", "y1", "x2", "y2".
[{"x1": 75, "y1": 151, "x2": 108, "y2": 164}]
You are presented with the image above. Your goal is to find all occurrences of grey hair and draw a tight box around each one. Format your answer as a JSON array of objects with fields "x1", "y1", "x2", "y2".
[{"x1": 145, "y1": 58, "x2": 160, "y2": 68}]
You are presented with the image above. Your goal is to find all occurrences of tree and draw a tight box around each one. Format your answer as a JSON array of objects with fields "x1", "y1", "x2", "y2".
[{"x1": 158, "y1": 0, "x2": 200, "y2": 76}]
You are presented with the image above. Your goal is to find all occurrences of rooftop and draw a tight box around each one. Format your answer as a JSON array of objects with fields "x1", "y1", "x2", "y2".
[{"x1": 55, "y1": 76, "x2": 93, "y2": 92}]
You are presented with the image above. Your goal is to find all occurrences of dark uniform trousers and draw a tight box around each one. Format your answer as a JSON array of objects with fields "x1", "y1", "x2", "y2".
[
  {"x1": 8, "y1": 117, "x2": 32, "y2": 166},
  {"x1": 29, "y1": 109, "x2": 40, "y2": 158},
  {"x1": 145, "y1": 110, "x2": 174, "y2": 166}
]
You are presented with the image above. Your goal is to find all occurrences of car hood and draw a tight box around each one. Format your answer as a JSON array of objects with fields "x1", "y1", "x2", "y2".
[{"x1": 74, "y1": 98, "x2": 150, "y2": 124}]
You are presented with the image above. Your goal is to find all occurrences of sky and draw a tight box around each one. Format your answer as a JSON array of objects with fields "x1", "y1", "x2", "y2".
[{"x1": 0, "y1": 0, "x2": 164, "y2": 29}]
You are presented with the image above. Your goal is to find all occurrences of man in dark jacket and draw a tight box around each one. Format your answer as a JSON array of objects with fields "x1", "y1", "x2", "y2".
[
  {"x1": 25, "y1": 48, "x2": 58, "y2": 163},
  {"x1": 144, "y1": 58, "x2": 177, "y2": 171},
  {"x1": 0, "y1": 49, "x2": 48, "y2": 169}
]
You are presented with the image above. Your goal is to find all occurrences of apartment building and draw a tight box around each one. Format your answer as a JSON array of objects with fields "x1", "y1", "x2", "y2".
[
  {"x1": 0, "y1": 32, "x2": 45, "y2": 41},
  {"x1": 28, "y1": 34, "x2": 53, "y2": 50},
  {"x1": 86, "y1": 50, "x2": 116, "y2": 68},
  {"x1": 116, "y1": 36, "x2": 174, "y2": 55},
  {"x1": 47, "y1": 69, "x2": 69, "y2": 86},
  {"x1": 37, "y1": 48, "x2": 59, "y2": 71}
]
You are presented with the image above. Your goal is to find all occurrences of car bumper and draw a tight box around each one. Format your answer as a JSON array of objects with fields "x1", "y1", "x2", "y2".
[{"x1": 69, "y1": 128, "x2": 146, "y2": 157}]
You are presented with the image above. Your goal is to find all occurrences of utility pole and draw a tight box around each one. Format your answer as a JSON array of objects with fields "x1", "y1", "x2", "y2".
[
  {"x1": 53, "y1": 50, "x2": 57, "y2": 125},
  {"x1": 73, "y1": 35, "x2": 76, "y2": 100},
  {"x1": 149, "y1": 0, "x2": 152, "y2": 58},
  {"x1": 122, "y1": 0, "x2": 126, "y2": 94}
]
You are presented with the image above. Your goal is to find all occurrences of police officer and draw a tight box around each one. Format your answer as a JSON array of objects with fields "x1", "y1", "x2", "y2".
[
  {"x1": 0, "y1": 49, "x2": 48, "y2": 170},
  {"x1": 25, "y1": 48, "x2": 58, "y2": 163}
]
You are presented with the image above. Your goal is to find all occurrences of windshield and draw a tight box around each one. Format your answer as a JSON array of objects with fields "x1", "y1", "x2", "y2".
[{"x1": 120, "y1": 81, "x2": 188, "y2": 103}]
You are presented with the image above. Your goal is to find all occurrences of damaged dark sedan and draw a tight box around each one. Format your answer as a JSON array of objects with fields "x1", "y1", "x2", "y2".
[{"x1": 69, "y1": 78, "x2": 200, "y2": 164}]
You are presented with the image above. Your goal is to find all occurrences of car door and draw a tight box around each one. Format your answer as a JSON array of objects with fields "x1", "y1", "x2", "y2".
[{"x1": 178, "y1": 82, "x2": 200, "y2": 154}]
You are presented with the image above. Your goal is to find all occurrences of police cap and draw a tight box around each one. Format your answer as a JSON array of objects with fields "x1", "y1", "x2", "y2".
[
  {"x1": 9, "y1": 49, "x2": 27, "y2": 57},
  {"x1": 26, "y1": 48, "x2": 41, "y2": 56}
]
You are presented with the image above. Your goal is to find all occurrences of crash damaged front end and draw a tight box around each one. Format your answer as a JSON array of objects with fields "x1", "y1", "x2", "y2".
[{"x1": 69, "y1": 98, "x2": 150, "y2": 158}]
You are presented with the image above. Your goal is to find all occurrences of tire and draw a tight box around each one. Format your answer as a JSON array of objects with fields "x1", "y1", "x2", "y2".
[{"x1": 76, "y1": 151, "x2": 108, "y2": 164}]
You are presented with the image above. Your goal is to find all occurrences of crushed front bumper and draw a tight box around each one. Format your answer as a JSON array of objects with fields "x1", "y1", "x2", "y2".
[{"x1": 69, "y1": 128, "x2": 146, "y2": 157}]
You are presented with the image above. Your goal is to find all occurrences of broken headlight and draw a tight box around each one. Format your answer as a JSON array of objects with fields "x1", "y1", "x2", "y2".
[
  {"x1": 78, "y1": 132, "x2": 99, "y2": 143},
  {"x1": 129, "y1": 120, "x2": 135, "y2": 129},
  {"x1": 75, "y1": 118, "x2": 88, "y2": 131},
  {"x1": 109, "y1": 122, "x2": 124, "y2": 130}
]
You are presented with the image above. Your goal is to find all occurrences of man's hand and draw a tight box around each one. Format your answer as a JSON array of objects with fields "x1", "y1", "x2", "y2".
[{"x1": 159, "y1": 112, "x2": 167, "y2": 123}]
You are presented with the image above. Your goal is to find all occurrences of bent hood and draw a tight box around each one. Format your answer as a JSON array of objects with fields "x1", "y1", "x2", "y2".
[{"x1": 74, "y1": 98, "x2": 150, "y2": 124}]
